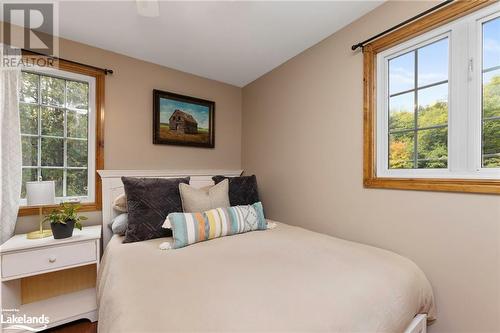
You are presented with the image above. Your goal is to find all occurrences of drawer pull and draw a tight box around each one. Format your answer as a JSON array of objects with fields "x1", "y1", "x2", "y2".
[{"x1": 48, "y1": 256, "x2": 56, "y2": 263}]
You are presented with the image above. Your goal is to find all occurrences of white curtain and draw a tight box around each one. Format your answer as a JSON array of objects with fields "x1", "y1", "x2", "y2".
[{"x1": 0, "y1": 45, "x2": 22, "y2": 243}]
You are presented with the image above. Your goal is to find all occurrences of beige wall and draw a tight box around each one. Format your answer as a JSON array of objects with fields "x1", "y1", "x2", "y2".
[
  {"x1": 2, "y1": 23, "x2": 242, "y2": 170},
  {"x1": 242, "y1": 2, "x2": 500, "y2": 333},
  {"x1": 61, "y1": 39, "x2": 242, "y2": 171},
  {"x1": 5, "y1": 24, "x2": 242, "y2": 232}
]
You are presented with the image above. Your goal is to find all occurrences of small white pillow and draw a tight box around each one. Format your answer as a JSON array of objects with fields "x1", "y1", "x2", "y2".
[
  {"x1": 112, "y1": 193, "x2": 127, "y2": 212},
  {"x1": 179, "y1": 179, "x2": 230, "y2": 213}
]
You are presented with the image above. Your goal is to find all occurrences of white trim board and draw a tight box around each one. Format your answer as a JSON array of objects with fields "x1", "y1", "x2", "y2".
[{"x1": 98, "y1": 169, "x2": 242, "y2": 178}]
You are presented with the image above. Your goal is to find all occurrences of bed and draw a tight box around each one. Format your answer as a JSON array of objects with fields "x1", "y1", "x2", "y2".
[{"x1": 96, "y1": 170, "x2": 436, "y2": 333}]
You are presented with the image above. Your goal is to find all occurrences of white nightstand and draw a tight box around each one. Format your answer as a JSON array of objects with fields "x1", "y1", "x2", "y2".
[{"x1": 0, "y1": 225, "x2": 101, "y2": 331}]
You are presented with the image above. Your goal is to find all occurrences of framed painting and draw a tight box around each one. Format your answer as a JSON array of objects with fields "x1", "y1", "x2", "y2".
[{"x1": 153, "y1": 89, "x2": 215, "y2": 148}]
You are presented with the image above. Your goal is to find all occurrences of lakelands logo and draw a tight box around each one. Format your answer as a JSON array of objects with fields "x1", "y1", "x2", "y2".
[{"x1": 1, "y1": 309, "x2": 50, "y2": 332}]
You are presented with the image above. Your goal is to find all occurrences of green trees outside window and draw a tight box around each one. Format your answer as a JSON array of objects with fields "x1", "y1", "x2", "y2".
[{"x1": 19, "y1": 71, "x2": 90, "y2": 199}]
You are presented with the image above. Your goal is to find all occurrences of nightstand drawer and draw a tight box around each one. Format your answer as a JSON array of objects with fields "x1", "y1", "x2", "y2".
[{"x1": 1, "y1": 241, "x2": 97, "y2": 279}]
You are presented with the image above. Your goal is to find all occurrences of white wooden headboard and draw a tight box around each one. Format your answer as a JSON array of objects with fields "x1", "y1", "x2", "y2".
[{"x1": 97, "y1": 169, "x2": 243, "y2": 249}]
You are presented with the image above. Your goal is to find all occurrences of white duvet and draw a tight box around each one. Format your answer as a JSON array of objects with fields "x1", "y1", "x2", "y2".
[{"x1": 97, "y1": 221, "x2": 435, "y2": 333}]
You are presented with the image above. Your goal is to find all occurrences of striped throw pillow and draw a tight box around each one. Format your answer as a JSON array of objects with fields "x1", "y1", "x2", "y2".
[{"x1": 164, "y1": 202, "x2": 266, "y2": 249}]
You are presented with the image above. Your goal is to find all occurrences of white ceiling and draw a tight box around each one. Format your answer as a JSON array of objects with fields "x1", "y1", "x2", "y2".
[{"x1": 56, "y1": 1, "x2": 382, "y2": 86}]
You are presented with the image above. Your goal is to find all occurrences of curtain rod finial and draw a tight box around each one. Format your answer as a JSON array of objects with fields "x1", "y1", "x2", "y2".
[{"x1": 351, "y1": 44, "x2": 362, "y2": 51}]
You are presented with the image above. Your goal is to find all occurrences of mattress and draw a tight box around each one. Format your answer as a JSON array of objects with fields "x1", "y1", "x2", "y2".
[{"x1": 97, "y1": 221, "x2": 436, "y2": 333}]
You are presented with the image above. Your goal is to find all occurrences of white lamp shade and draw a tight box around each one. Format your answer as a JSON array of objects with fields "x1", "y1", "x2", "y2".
[{"x1": 26, "y1": 181, "x2": 56, "y2": 206}]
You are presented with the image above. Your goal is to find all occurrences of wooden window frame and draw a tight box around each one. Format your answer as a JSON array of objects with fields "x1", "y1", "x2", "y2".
[
  {"x1": 18, "y1": 54, "x2": 105, "y2": 216},
  {"x1": 363, "y1": 0, "x2": 500, "y2": 194}
]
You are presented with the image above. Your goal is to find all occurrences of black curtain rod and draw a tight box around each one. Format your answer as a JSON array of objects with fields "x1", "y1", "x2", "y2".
[
  {"x1": 22, "y1": 49, "x2": 114, "y2": 75},
  {"x1": 351, "y1": 0, "x2": 454, "y2": 51}
]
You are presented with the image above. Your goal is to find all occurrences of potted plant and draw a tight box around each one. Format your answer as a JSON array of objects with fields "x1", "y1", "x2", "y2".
[{"x1": 44, "y1": 202, "x2": 87, "y2": 239}]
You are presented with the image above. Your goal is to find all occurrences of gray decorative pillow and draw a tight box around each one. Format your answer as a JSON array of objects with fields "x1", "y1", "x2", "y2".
[
  {"x1": 122, "y1": 177, "x2": 189, "y2": 243},
  {"x1": 212, "y1": 175, "x2": 260, "y2": 206},
  {"x1": 179, "y1": 179, "x2": 230, "y2": 212},
  {"x1": 109, "y1": 213, "x2": 128, "y2": 235}
]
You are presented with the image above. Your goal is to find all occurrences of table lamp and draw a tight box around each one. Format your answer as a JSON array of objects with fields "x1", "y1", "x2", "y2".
[{"x1": 26, "y1": 180, "x2": 55, "y2": 239}]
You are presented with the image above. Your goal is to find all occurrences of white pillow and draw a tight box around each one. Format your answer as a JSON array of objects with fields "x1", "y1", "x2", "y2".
[
  {"x1": 112, "y1": 193, "x2": 127, "y2": 212},
  {"x1": 179, "y1": 179, "x2": 230, "y2": 213}
]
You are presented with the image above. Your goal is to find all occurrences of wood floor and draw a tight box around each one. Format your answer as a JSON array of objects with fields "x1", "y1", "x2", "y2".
[{"x1": 45, "y1": 320, "x2": 97, "y2": 333}]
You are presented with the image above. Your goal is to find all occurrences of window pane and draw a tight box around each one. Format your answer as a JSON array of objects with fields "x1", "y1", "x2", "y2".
[
  {"x1": 41, "y1": 168, "x2": 63, "y2": 197},
  {"x1": 21, "y1": 168, "x2": 38, "y2": 199},
  {"x1": 483, "y1": 119, "x2": 500, "y2": 168},
  {"x1": 417, "y1": 128, "x2": 448, "y2": 169},
  {"x1": 67, "y1": 110, "x2": 88, "y2": 138},
  {"x1": 41, "y1": 106, "x2": 64, "y2": 137},
  {"x1": 483, "y1": 69, "x2": 500, "y2": 119},
  {"x1": 40, "y1": 76, "x2": 65, "y2": 107},
  {"x1": 417, "y1": 38, "x2": 448, "y2": 87},
  {"x1": 418, "y1": 83, "x2": 448, "y2": 128},
  {"x1": 389, "y1": 51, "x2": 414, "y2": 94},
  {"x1": 483, "y1": 17, "x2": 500, "y2": 70},
  {"x1": 20, "y1": 72, "x2": 38, "y2": 103},
  {"x1": 482, "y1": 18, "x2": 500, "y2": 169},
  {"x1": 389, "y1": 131, "x2": 414, "y2": 169},
  {"x1": 67, "y1": 139, "x2": 88, "y2": 167},
  {"x1": 67, "y1": 169, "x2": 88, "y2": 196},
  {"x1": 41, "y1": 137, "x2": 64, "y2": 166},
  {"x1": 389, "y1": 92, "x2": 414, "y2": 131},
  {"x1": 67, "y1": 81, "x2": 88, "y2": 110},
  {"x1": 21, "y1": 136, "x2": 38, "y2": 166},
  {"x1": 20, "y1": 103, "x2": 38, "y2": 135},
  {"x1": 19, "y1": 71, "x2": 94, "y2": 201}
]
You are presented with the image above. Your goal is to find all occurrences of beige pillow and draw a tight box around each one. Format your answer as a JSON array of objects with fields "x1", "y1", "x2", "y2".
[
  {"x1": 112, "y1": 193, "x2": 128, "y2": 212},
  {"x1": 179, "y1": 179, "x2": 230, "y2": 213}
]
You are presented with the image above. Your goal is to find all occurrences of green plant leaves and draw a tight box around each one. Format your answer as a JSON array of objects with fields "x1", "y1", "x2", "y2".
[{"x1": 43, "y1": 202, "x2": 85, "y2": 230}]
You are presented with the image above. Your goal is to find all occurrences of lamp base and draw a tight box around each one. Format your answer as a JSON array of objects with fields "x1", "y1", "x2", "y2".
[{"x1": 27, "y1": 229, "x2": 53, "y2": 239}]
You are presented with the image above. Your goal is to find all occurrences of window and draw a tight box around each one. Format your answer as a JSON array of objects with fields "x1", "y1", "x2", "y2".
[
  {"x1": 19, "y1": 69, "x2": 96, "y2": 205},
  {"x1": 363, "y1": 1, "x2": 500, "y2": 194},
  {"x1": 387, "y1": 37, "x2": 449, "y2": 170},
  {"x1": 482, "y1": 17, "x2": 500, "y2": 168},
  {"x1": 17, "y1": 56, "x2": 105, "y2": 214}
]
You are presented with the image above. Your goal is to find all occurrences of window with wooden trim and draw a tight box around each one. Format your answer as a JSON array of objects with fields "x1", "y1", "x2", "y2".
[
  {"x1": 364, "y1": 1, "x2": 500, "y2": 194},
  {"x1": 18, "y1": 57, "x2": 104, "y2": 215}
]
